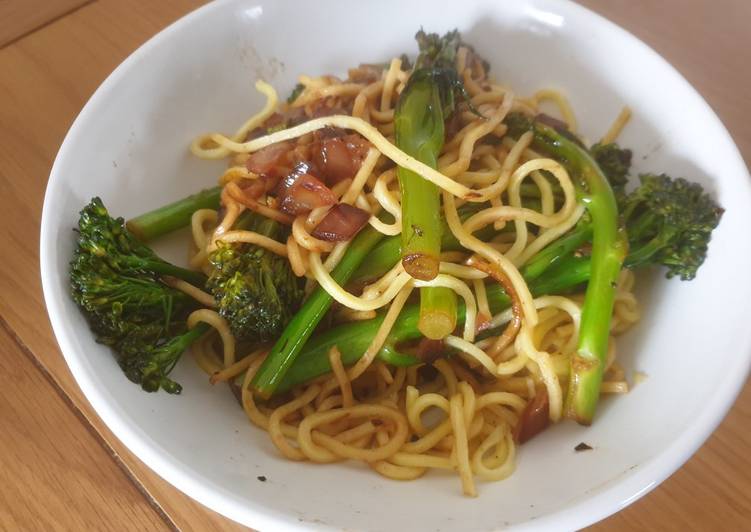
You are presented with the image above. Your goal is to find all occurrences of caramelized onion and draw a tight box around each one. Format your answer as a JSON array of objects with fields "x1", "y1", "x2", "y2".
[
  {"x1": 278, "y1": 163, "x2": 336, "y2": 216},
  {"x1": 535, "y1": 113, "x2": 570, "y2": 131},
  {"x1": 468, "y1": 258, "x2": 523, "y2": 357},
  {"x1": 310, "y1": 203, "x2": 370, "y2": 241},
  {"x1": 312, "y1": 133, "x2": 370, "y2": 185},
  {"x1": 514, "y1": 386, "x2": 550, "y2": 444},
  {"x1": 245, "y1": 141, "x2": 293, "y2": 176},
  {"x1": 237, "y1": 174, "x2": 280, "y2": 200}
]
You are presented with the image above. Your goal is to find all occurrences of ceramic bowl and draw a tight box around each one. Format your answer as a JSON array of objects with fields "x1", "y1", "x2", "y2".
[{"x1": 40, "y1": 0, "x2": 751, "y2": 529}]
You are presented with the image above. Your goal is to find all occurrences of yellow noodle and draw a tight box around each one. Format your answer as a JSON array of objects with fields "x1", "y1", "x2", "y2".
[
  {"x1": 601, "y1": 106, "x2": 632, "y2": 144},
  {"x1": 450, "y1": 394, "x2": 476, "y2": 497},
  {"x1": 182, "y1": 70, "x2": 645, "y2": 496},
  {"x1": 187, "y1": 309, "x2": 235, "y2": 368},
  {"x1": 533, "y1": 88, "x2": 577, "y2": 132},
  {"x1": 214, "y1": 229, "x2": 288, "y2": 257},
  {"x1": 292, "y1": 216, "x2": 335, "y2": 253},
  {"x1": 328, "y1": 347, "x2": 354, "y2": 408},
  {"x1": 341, "y1": 148, "x2": 381, "y2": 205},
  {"x1": 163, "y1": 277, "x2": 215, "y2": 308},
  {"x1": 191, "y1": 80, "x2": 278, "y2": 159}
]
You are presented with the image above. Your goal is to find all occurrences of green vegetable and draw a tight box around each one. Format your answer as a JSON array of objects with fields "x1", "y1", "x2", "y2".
[
  {"x1": 126, "y1": 186, "x2": 221, "y2": 241},
  {"x1": 70, "y1": 197, "x2": 209, "y2": 393},
  {"x1": 396, "y1": 30, "x2": 464, "y2": 339},
  {"x1": 121, "y1": 323, "x2": 210, "y2": 394},
  {"x1": 351, "y1": 204, "x2": 496, "y2": 284},
  {"x1": 506, "y1": 112, "x2": 628, "y2": 424},
  {"x1": 251, "y1": 225, "x2": 385, "y2": 398},
  {"x1": 207, "y1": 212, "x2": 304, "y2": 342},
  {"x1": 278, "y1": 167, "x2": 721, "y2": 394},
  {"x1": 620, "y1": 173, "x2": 724, "y2": 280},
  {"x1": 590, "y1": 142, "x2": 632, "y2": 192}
]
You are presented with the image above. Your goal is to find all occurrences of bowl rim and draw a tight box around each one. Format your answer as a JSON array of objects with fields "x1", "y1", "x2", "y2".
[{"x1": 40, "y1": 0, "x2": 751, "y2": 530}]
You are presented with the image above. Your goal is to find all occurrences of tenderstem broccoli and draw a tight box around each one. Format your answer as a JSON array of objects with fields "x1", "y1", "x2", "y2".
[
  {"x1": 276, "y1": 125, "x2": 722, "y2": 423},
  {"x1": 207, "y1": 212, "x2": 304, "y2": 342},
  {"x1": 251, "y1": 224, "x2": 386, "y2": 399},
  {"x1": 70, "y1": 197, "x2": 211, "y2": 393},
  {"x1": 126, "y1": 186, "x2": 222, "y2": 241},
  {"x1": 395, "y1": 30, "x2": 465, "y2": 340}
]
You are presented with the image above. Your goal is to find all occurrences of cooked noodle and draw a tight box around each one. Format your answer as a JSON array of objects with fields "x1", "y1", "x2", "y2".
[{"x1": 183, "y1": 48, "x2": 640, "y2": 496}]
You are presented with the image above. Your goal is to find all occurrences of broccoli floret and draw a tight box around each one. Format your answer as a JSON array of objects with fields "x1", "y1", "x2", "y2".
[
  {"x1": 70, "y1": 198, "x2": 207, "y2": 393},
  {"x1": 590, "y1": 142, "x2": 632, "y2": 193},
  {"x1": 622, "y1": 173, "x2": 724, "y2": 280},
  {"x1": 119, "y1": 325, "x2": 206, "y2": 394},
  {"x1": 207, "y1": 213, "x2": 303, "y2": 342}
]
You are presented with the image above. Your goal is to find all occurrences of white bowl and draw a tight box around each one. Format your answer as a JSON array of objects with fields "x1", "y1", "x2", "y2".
[{"x1": 40, "y1": 0, "x2": 751, "y2": 530}]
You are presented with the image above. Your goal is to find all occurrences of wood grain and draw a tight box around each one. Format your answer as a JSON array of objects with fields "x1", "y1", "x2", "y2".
[
  {"x1": 0, "y1": 0, "x2": 92, "y2": 47},
  {"x1": 0, "y1": 0, "x2": 748, "y2": 530},
  {"x1": 0, "y1": 323, "x2": 168, "y2": 531},
  {"x1": 0, "y1": 1, "x2": 244, "y2": 530},
  {"x1": 576, "y1": 0, "x2": 751, "y2": 167}
]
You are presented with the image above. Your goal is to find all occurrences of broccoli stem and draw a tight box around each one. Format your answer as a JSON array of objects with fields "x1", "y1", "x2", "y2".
[
  {"x1": 419, "y1": 287, "x2": 458, "y2": 339},
  {"x1": 139, "y1": 322, "x2": 211, "y2": 393},
  {"x1": 395, "y1": 72, "x2": 458, "y2": 340},
  {"x1": 251, "y1": 225, "x2": 385, "y2": 398},
  {"x1": 126, "y1": 186, "x2": 222, "y2": 241},
  {"x1": 276, "y1": 306, "x2": 421, "y2": 393},
  {"x1": 523, "y1": 122, "x2": 627, "y2": 425},
  {"x1": 142, "y1": 261, "x2": 207, "y2": 288},
  {"x1": 351, "y1": 207, "x2": 495, "y2": 284},
  {"x1": 278, "y1": 256, "x2": 599, "y2": 392},
  {"x1": 396, "y1": 74, "x2": 445, "y2": 281},
  {"x1": 520, "y1": 224, "x2": 592, "y2": 281}
]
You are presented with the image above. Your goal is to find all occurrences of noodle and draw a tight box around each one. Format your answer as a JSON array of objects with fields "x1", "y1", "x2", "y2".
[{"x1": 179, "y1": 48, "x2": 642, "y2": 497}]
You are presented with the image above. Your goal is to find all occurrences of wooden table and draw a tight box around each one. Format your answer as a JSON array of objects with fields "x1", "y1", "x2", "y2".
[{"x1": 1, "y1": 0, "x2": 749, "y2": 529}]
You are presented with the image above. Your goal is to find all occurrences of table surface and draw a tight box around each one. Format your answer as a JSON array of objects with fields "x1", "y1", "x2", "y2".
[{"x1": 1, "y1": 0, "x2": 749, "y2": 530}]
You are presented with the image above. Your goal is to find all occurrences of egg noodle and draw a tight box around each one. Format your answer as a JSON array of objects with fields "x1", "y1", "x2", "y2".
[{"x1": 176, "y1": 51, "x2": 639, "y2": 496}]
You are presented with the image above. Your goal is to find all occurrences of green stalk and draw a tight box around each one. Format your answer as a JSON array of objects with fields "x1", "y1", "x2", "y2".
[
  {"x1": 520, "y1": 224, "x2": 592, "y2": 281},
  {"x1": 520, "y1": 121, "x2": 627, "y2": 424},
  {"x1": 418, "y1": 287, "x2": 457, "y2": 340},
  {"x1": 140, "y1": 322, "x2": 211, "y2": 394},
  {"x1": 126, "y1": 186, "x2": 221, "y2": 241},
  {"x1": 277, "y1": 251, "x2": 599, "y2": 392},
  {"x1": 396, "y1": 80, "x2": 444, "y2": 280},
  {"x1": 351, "y1": 206, "x2": 495, "y2": 284},
  {"x1": 141, "y1": 260, "x2": 207, "y2": 288},
  {"x1": 395, "y1": 72, "x2": 457, "y2": 339},
  {"x1": 251, "y1": 225, "x2": 385, "y2": 398},
  {"x1": 276, "y1": 307, "x2": 422, "y2": 393}
]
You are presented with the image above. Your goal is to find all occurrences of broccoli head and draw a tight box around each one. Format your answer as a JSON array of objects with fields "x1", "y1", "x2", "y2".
[
  {"x1": 207, "y1": 213, "x2": 303, "y2": 342},
  {"x1": 622, "y1": 173, "x2": 724, "y2": 280},
  {"x1": 590, "y1": 142, "x2": 632, "y2": 192},
  {"x1": 118, "y1": 325, "x2": 206, "y2": 394},
  {"x1": 70, "y1": 198, "x2": 206, "y2": 393}
]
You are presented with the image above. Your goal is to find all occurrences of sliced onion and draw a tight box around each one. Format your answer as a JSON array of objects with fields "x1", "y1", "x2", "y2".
[
  {"x1": 513, "y1": 386, "x2": 550, "y2": 444},
  {"x1": 245, "y1": 141, "x2": 293, "y2": 176},
  {"x1": 535, "y1": 113, "x2": 570, "y2": 131},
  {"x1": 278, "y1": 163, "x2": 336, "y2": 216},
  {"x1": 237, "y1": 175, "x2": 279, "y2": 200},
  {"x1": 311, "y1": 203, "x2": 370, "y2": 241},
  {"x1": 313, "y1": 134, "x2": 370, "y2": 185}
]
